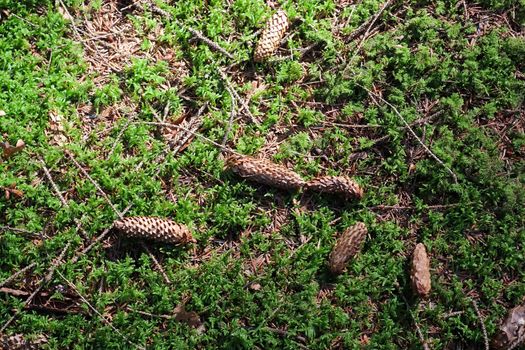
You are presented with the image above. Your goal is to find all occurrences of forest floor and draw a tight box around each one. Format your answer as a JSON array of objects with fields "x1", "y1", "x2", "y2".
[{"x1": 1, "y1": 0, "x2": 524, "y2": 349}]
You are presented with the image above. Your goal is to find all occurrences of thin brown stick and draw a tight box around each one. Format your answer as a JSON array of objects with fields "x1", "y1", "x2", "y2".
[
  {"x1": 319, "y1": 121, "x2": 381, "y2": 129},
  {"x1": 368, "y1": 203, "x2": 463, "y2": 211},
  {"x1": 170, "y1": 103, "x2": 208, "y2": 156},
  {"x1": 470, "y1": 299, "x2": 489, "y2": 350},
  {"x1": 39, "y1": 157, "x2": 68, "y2": 206},
  {"x1": 108, "y1": 114, "x2": 135, "y2": 159},
  {"x1": 346, "y1": 0, "x2": 393, "y2": 42},
  {"x1": 136, "y1": 121, "x2": 244, "y2": 156},
  {"x1": 140, "y1": 243, "x2": 171, "y2": 284},
  {"x1": 40, "y1": 157, "x2": 91, "y2": 241},
  {"x1": 413, "y1": 318, "x2": 431, "y2": 350},
  {"x1": 65, "y1": 151, "x2": 123, "y2": 219},
  {"x1": 55, "y1": 270, "x2": 146, "y2": 350},
  {"x1": 362, "y1": 86, "x2": 459, "y2": 183},
  {"x1": 0, "y1": 263, "x2": 37, "y2": 289},
  {"x1": 143, "y1": 2, "x2": 234, "y2": 59},
  {"x1": 218, "y1": 69, "x2": 260, "y2": 125},
  {"x1": 126, "y1": 307, "x2": 174, "y2": 320},
  {"x1": 186, "y1": 26, "x2": 234, "y2": 59},
  {"x1": 342, "y1": 0, "x2": 394, "y2": 77},
  {"x1": 0, "y1": 226, "x2": 42, "y2": 238},
  {"x1": 0, "y1": 243, "x2": 70, "y2": 333},
  {"x1": 70, "y1": 204, "x2": 132, "y2": 264},
  {"x1": 221, "y1": 84, "x2": 237, "y2": 147},
  {"x1": 57, "y1": 0, "x2": 83, "y2": 41}
]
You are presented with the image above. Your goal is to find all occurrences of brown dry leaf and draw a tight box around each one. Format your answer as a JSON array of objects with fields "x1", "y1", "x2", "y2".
[
  {"x1": 492, "y1": 305, "x2": 525, "y2": 350},
  {"x1": 47, "y1": 112, "x2": 68, "y2": 146},
  {"x1": 174, "y1": 304, "x2": 203, "y2": 329},
  {"x1": 3, "y1": 184, "x2": 24, "y2": 199},
  {"x1": 1, "y1": 139, "x2": 25, "y2": 159},
  {"x1": 249, "y1": 283, "x2": 262, "y2": 291},
  {"x1": 410, "y1": 243, "x2": 431, "y2": 297}
]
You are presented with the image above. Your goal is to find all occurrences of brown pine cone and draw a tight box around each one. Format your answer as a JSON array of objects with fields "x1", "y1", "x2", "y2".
[
  {"x1": 306, "y1": 175, "x2": 363, "y2": 199},
  {"x1": 0, "y1": 334, "x2": 47, "y2": 350},
  {"x1": 225, "y1": 154, "x2": 305, "y2": 190},
  {"x1": 492, "y1": 305, "x2": 525, "y2": 350},
  {"x1": 114, "y1": 217, "x2": 194, "y2": 244},
  {"x1": 254, "y1": 10, "x2": 289, "y2": 62},
  {"x1": 410, "y1": 243, "x2": 431, "y2": 297},
  {"x1": 328, "y1": 222, "x2": 367, "y2": 275}
]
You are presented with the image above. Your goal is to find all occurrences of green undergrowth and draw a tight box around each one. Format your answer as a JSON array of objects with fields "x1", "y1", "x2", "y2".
[{"x1": 1, "y1": 0, "x2": 524, "y2": 349}]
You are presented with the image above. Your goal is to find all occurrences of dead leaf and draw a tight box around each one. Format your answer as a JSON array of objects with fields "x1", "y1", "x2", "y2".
[
  {"x1": 249, "y1": 283, "x2": 262, "y2": 291},
  {"x1": 3, "y1": 184, "x2": 24, "y2": 199},
  {"x1": 174, "y1": 304, "x2": 203, "y2": 329},
  {"x1": 1, "y1": 139, "x2": 25, "y2": 158},
  {"x1": 47, "y1": 112, "x2": 68, "y2": 146},
  {"x1": 493, "y1": 305, "x2": 525, "y2": 349},
  {"x1": 0, "y1": 110, "x2": 6, "y2": 116}
]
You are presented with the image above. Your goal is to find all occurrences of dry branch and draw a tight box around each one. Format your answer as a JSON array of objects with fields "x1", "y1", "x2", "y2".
[
  {"x1": 0, "y1": 263, "x2": 36, "y2": 289},
  {"x1": 363, "y1": 86, "x2": 459, "y2": 183},
  {"x1": 39, "y1": 157, "x2": 68, "y2": 206},
  {"x1": 56, "y1": 270, "x2": 146, "y2": 350},
  {"x1": 470, "y1": 298, "x2": 489, "y2": 350},
  {"x1": 0, "y1": 243, "x2": 71, "y2": 333},
  {"x1": 65, "y1": 151, "x2": 123, "y2": 218}
]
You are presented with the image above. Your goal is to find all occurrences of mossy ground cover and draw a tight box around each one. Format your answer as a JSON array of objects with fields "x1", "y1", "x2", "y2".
[{"x1": 1, "y1": 0, "x2": 524, "y2": 348}]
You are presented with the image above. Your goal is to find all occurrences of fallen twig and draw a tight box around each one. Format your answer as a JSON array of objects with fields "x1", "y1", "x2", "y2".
[
  {"x1": 218, "y1": 69, "x2": 260, "y2": 125},
  {"x1": 140, "y1": 243, "x2": 171, "y2": 285},
  {"x1": 0, "y1": 226, "x2": 43, "y2": 238},
  {"x1": 137, "y1": 121, "x2": 244, "y2": 156},
  {"x1": 0, "y1": 263, "x2": 36, "y2": 289},
  {"x1": 39, "y1": 157, "x2": 68, "y2": 206},
  {"x1": 221, "y1": 84, "x2": 238, "y2": 147},
  {"x1": 169, "y1": 103, "x2": 208, "y2": 156},
  {"x1": 70, "y1": 204, "x2": 132, "y2": 264},
  {"x1": 56, "y1": 270, "x2": 146, "y2": 350},
  {"x1": 65, "y1": 151, "x2": 123, "y2": 219},
  {"x1": 108, "y1": 114, "x2": 135, "y2": 159},
  {"x1": 362, "y1": 86, "x2": 459, "y2": 183},
  {"x1": 0, "y1": 243, "x2": 71, "y2": 333},
  {"x1": 470, "y1": 299, "x2": 489, "y2": 350},
  {"x1": 139, "y1": 2, "x2": 234, "y2": 59},
  {"x1": 346, "y1": 0, "x2": 394, "y2": 42},
  {"x1": 186, "y1": 26, "x2": 234, "y2": 59}
]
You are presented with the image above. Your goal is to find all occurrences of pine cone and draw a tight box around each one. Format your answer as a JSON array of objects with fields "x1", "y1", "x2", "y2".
[
  {"x1": 410, "y1": 243, "x2": 431, "y2": 297},
  {"x1": 492, "y1": 305, "x2": 525, "y2": 349},
  {"x1": 225, "y1": 154, "x2": 305, "y2": 190},
  {"x1": 306, "y1": 175, "x2": 363, "y2": 199},
  {"x1": 328, "y1": 222, "x2": 367, "y2": 275},
  {"x1": 254, "y1": 10, "x2": 289, "y2": 62},
  {"x1": 0, "y1": 334, "x2": 47, "y2": 350},
  {"x1": 114, "y1": 217, "x2": 194, "y2": 244}
]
